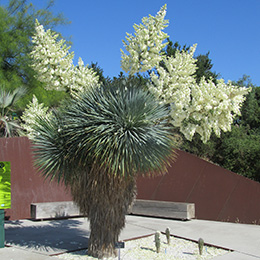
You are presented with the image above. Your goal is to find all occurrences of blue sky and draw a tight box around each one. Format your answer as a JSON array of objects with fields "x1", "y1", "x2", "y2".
[{"x1": 5, "y1": 0, "x2": 260, "y2": 85}]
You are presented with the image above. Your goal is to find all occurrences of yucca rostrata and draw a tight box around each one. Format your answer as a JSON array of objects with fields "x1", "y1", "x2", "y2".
[{"x1": 32, "y1": 81, "x2": 176, "y2": 259}]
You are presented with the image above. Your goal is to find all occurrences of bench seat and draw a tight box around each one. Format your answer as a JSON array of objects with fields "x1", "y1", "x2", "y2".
[
  {"x1": 31, "y1": 199, "x2": 195, "y2": 221},
  {"x1": 130, "y1": 199, "x2": 195, "y2": 220},
  {"x1": 31, "y1": 201, "x2": 81, "y2": 220}
]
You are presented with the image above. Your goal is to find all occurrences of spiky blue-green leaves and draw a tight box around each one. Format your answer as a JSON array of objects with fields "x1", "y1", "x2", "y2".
[
  {"x1": 32, "y1": 110, "x2": 76, "y2": 184},
  {"x1": 33, "y1": 82, "x2": 175, "y2": 183}
]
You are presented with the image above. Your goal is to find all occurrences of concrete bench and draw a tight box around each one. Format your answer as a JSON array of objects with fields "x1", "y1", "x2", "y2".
[
  {"x1": 130, "y1": 199, "x2": 195, "y2": 220},
  {"x1": 31, "y1": 199, "x2": 195, "y2": 220},
  {"x1": 31, "y1": 201, "x2": 81, "y2": 220}
]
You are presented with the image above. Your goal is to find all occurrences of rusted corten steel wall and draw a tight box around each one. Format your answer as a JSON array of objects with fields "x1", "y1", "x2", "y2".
[
  {"x1": 1, "y1": 137, "x2": 260, "y2": 224},
  {"x1": 136, "y1": 149, "x2": 260, "y2": 224},
  {"x1": 0, "y1": 137, "x2": 72, "y2": 220}
]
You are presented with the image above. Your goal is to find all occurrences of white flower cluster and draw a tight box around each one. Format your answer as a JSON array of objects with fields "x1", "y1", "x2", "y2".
[
  {"x1": 21, "y1": 95, "x2": 52, "y2": 140},
  {"x1": 69, "y1": 57, "x2": 99, "y2": 96},
  {"x1": 31, "y1": 20, "x2": 99, "y2": 94},
  {"x1": 149, "y1": 44, "x2": 250, "y2": 143},
  {"x1": 121, "y1": 5, "x2": 250, "y2": 143},
  {"x1": 150, "y1": 44, "x2": 197, "y2": 110},
  {"x1": 28, "y1": 5, "x2": 250, "y2": 143},
  {"x1": 121, "y1": 4, "x2": 169, "y2": 75},
  {"x1": 179, "y1": 78, "x2": 249, "y2": 143},
  {"x1": 30, "y1": 21, "x2": 74, "y2": 91}
]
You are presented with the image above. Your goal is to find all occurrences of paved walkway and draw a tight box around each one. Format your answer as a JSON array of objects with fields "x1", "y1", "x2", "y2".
[{"x1": 1, "y1": 215, "x2": 260, "y2": 259}]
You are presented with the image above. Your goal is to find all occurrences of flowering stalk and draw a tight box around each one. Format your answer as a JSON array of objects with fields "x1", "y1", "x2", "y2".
[
  {"x1": 121, "y1": 4, "x2": 169, "y2": 75},
  {"x1": 149, "y1": 44, "x2": 249, "y2": 142},
  {"x1": 29, "y1": 5, "x2": 250, "y2": 144},
  {"x1": 121, "y1": 5, "x2": 250, "y2": 143},
  {"x1": 21, "y1": 95, "x2": 52, "y2": 140},
  {"x1": 30, "y1": 20, "x2": 99, "y2": 95}
]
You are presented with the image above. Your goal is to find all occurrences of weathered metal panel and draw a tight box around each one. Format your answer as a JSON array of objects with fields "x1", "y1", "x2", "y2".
[
  {"x1": 216, "y1": 177, "x2": 260, "y2": 224},
  {"x1": 0, "y1": 137, "x2": 72, "y2": 220},
  {"x1": 183, "y1": 162, "x2": 240, "y2": 221},
  {"x1": 136, "y1": 149, "x2": 260, "y2": 224},
  {"x1": 2, "y1": 137, "x2": 260, "y2": 224}
]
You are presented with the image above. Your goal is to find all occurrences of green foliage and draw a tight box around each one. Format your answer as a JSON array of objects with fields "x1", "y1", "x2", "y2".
[
  {"x1": 33, "y1": 81, "x2": 175, "y2": 183},
  {"x1": 213, "y1": 126, "x2": 260, "y2": 181},
  {"x1": 111, "y1": 72, "x2": 150, "y2": 91},
  {"x1": 89, "y1": 62, "x2": 110, "y2": 85},
  {"x1": 0, "y1": 0, "x2": 70, "y2": 109},
  {"x1": 17, "y1": 85, "x2": 68, "y2": 112},
  {"x1": 0, "y1": 161, "x2": 11, "y2": 209},
  {"x1": 195, "y1": 52, "x2": 219, "y2": 84},
  {"x1": 235, "y1": 76, "x2": 260, "y2": 129},
  {"x1": 163, "y1": 39, "x2": 190, "y2": 58},
  {"x1": 179, "y1": 130, "x2": 219, "y2": 161},
  {"x1": 0, "y1": 86, "x2": 26, "y2": 137}
]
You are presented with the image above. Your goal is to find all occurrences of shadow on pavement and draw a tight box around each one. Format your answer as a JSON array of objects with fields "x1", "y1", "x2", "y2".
[{"x1": 5, "y1": 218, "x2": 89, "y2": 255}]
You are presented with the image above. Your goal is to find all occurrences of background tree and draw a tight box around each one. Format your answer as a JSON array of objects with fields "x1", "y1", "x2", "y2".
[
  {"x1": 164, "y1": 40, "x2": 189, "y2": 56},
  {"x1": 212, "y1": 124, "x2": 260, "y2": 181},
  {"x1": 0, "y1": 86, "x2": 26, "y2": 137},
  {"x1": 210, "y1": 76, "x2": 260, "y2": 181},
  {"x1": 195, "y1": 52, "x2": 219, "y2": 84},
  {"x1": 236, "y1": 75, "x2": 260, "y2": 128},
  {"x1": 89, "y1": 62, "x2": 110, "y2": 85},
  {"x1": 0, "y1": 0, "x2": 70, "y2": 112}
]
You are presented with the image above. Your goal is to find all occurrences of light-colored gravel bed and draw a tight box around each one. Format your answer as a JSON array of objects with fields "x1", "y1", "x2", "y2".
[{"x1": 56, "y1": 233, "x2": 230, "y2": 260}]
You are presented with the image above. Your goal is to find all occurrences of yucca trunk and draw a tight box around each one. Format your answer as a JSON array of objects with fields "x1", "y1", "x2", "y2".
[{"x1": 70, "y1": 167, "x2": 136, "y2": 259}]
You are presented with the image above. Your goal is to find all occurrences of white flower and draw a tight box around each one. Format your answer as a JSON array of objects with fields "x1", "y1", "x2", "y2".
[
  {"x1": 30, "y1": 7, "x2": 250, "y2": 144},
  {"x1": 21, "y1": 95, "x2": 52, "y2": 140},
  {"x1": 30, "y1": 20, "x2": 99, "y2": 95},
  {"x1": 121, "y1": 4, "x2": 169, "y2": 75},
  {"x1": 148, "y1": 44, "x2": 250, "y2": 143}
]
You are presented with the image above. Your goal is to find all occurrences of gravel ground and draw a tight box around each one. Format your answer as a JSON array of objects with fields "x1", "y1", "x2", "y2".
[{"x1": 56, "y1": 233, "x2": 229, "y2": 260}]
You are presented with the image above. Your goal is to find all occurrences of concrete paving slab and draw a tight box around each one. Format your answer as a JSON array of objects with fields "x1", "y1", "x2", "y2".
[
  {"x1": 5, "y1": 218, "x2": 89, "y2": 255},
  {"x1": 124, "y1": 215, "x2": 260, "y2": 258},
  {"x1": 3, "y1": 215, "x2": 260, "y2": 259},
  {"x1": 0, "y1": 247, "x2": 60, "y2": 260},
  {"x1": 213, "y1": 252, "x2": 260, "y2": 259}
]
